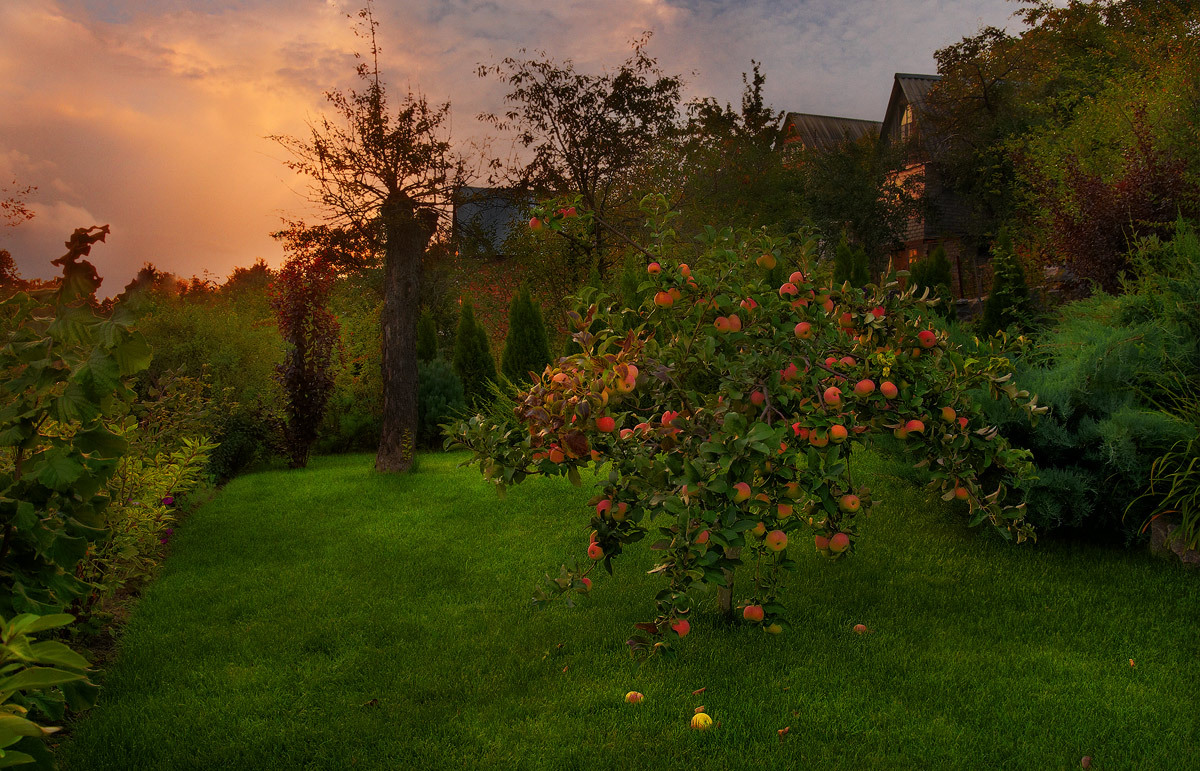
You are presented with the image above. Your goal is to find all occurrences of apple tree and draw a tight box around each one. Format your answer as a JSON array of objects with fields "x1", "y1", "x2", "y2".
[{"x1": 453, "y1": 196, "x2": 1046, "y2": 658}]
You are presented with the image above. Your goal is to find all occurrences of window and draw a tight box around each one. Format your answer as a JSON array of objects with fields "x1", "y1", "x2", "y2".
[{"x1": 900, "y1": 104, "x2": 915, "y2": 142}]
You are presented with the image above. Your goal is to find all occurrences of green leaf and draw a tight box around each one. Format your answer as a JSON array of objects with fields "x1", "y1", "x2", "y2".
[
  {"x1": 112, "y1": 334, "x2": 152, "y2": 377},
  {"x1": 28, "y1": 642, "x2": 89, "y2": 670},
  {"x1": 16, "y1": 615, "x2": 75, "y2": 636},
  {"x1": 0, "y1": 666, "x2": 86, "y2": 693},
  {"x1": 34, "y1": 451, "x2": 83, "y2": 490},
  {"x1": 45, "y1": 304, "x2": 96, "y2": 347},
  {"x1": 73, "y1": 426, "x2": 128, "y2": 459},
  {"x1": 0, "y1": 716, "x2": 49, "y2": 741},
  {"x1": 0, "y1": 749, "x2": 37, "y2": 767},
  {"x1": 52, "y1": 383, "x2": 100, "y2": 424}
]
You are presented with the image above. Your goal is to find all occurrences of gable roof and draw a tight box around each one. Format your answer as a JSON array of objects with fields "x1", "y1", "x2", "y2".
[
  {"x1": 880, "y1": 73, "x2": 941, "y2": 143},
  {"x1": 780, "y1": 112, "x2": 881, "y2": 151}
]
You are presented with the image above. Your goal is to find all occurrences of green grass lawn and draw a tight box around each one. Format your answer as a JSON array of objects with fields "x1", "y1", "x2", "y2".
[{"x1": 57, "y1": 450, "x2": 1198, "y2": 770}]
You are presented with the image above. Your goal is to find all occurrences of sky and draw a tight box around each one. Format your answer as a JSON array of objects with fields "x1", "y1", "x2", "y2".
[{"x1": 0, "y1": 0, "x2": 1030, "y2": 290}]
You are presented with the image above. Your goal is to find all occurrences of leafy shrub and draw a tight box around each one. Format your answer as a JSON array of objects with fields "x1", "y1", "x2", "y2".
[
  {"x1": 452, "y1": 299, "x2": 496, "y2": 407},
  {"x1": 206, "y1": 404, "x2": 283, "y2": 483},
  {"x1": 1, "y1": 613, "x2": 97, "y2": 767},
  {"x1": 270, "y1": 252, "x2": 341, "y2": 468},
  {"x1": 319, "y1": 294, "x2": 383, "y2": 455},
  {"x1": 500, "y1": 284, "x2": 552, "y2": 386},
  {"x1": 417, "y1": 359, "x2": 465, "y2": 448}
]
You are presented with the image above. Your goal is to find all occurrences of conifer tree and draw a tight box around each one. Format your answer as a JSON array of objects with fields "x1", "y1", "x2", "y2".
[
  {"x1": 911, "y1": 245, "x2": 955, "y2": 320},
  {"x1": 981, "y1": 230, "x2": 1034, "y2": 334},
  {"x1": 833, "y1": 234, "x2": 855, "y2": 285},
  {"x1": 501, "y1": 284, "x2": 552, "y2": 386},
  {"x1": 453, "y1": 298, "x2": 496, "y2": 405}
]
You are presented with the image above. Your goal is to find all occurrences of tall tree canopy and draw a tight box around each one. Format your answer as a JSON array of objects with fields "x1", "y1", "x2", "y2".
[
  {"x1": 272, "y1": 4, "x2": 464, "y2": 473},
  {"x1": 478, "y1": 33, "x2": 683, "y2": 277}
]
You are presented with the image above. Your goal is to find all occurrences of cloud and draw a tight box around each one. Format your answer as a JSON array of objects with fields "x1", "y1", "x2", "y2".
[{"x1": 0, "y1": 0, "x2": 1025, "y2": 290}]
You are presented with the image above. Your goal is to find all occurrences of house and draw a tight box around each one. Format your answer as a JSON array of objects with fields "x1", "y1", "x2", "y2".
[
  {"x1": 878, "y1": 73, "x2": 983, "y2": 299},
  {"x1": 780, "y1": 73, "x2": 988, "y2": 301},
  {"x1": 452, "y1": 187, "x2": 532, "y2": 259}
]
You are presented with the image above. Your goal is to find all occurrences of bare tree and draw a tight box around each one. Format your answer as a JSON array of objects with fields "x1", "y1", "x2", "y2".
[{"x1": 272, "y1": 4, "x2": 464, "y2": 473}]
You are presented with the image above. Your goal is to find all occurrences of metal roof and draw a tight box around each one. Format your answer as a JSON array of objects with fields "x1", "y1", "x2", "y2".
[
  {"x1": 780, "y1": 112, "x2": 881, "y2": 151},
  {"x1": 881, "y1": 73, "x2": 942, "y2": 142}
]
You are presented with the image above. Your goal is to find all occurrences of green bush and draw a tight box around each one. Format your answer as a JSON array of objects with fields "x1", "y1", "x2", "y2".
[
  {"x1": 500, "y1": 284, "x2": 552, "y2": 386},
  {"x1": 833, "y1": 234, "x2": 870, "y2": 288},
  {"x1": 417, "y1": 308, "x2": 438, "y2": 362},
  {"x1": 910, "y1": 245, "x2": 954, "y2": 320},
  {"x1": 973, "y1": 219, "x2": 1200, "y2": 541},
  {"x1": 453, "y1": 299, "x2": 496, "y2": 407},
  {"x1": 417, "y1": 358, "x2": 466, "y2": 448},
  {"x1": 981, "y1": 231, "x2": 1034, "y2": 335},
  {"x1": 206, "y1": 404, "x2": 283, "y2": 483},
  {"x1": 319, "y1": 294, "x2": 383, "y2": 455}
]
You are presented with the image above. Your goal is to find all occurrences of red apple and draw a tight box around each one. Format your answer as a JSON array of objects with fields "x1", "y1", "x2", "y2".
[
  {"x1": 743, "y1": 605, "x2": 765, "y2": 622},
  {"x1": 777, "y1": 503, "x2": 793, "y2": 518},
  {"x1": 814, "y1": 534, "x2": 830, "y2": 551},
  {"x1": 757, "y1": 253, "x2": 777, "y2": 270},
  {"x1": 625, "y1": 691, "x2": 643, "y2": 704},
  {"x1": 839, "y1": 494, "x2": 861, "y2": 513},
  {"x1": 671, "y1": 618, "x2": 691, "y2": 637},
  {"x1": 680, "y1": 263, "x2": 691, "y2": 277},
  {"x1": 750, "y1": 390, "x2": 766, "y2": 406},
  {"x1": 696, "y1": 529, "x2": 710, "y2": 545},
  {"x1": 579, "y1": 576, "x2": 592, "y2": 592},
  {"x1": 529, "y1": 217, "x2": 543, "y2": 231},
  {"x1": 647, "y1": 262, "x2": 661, "y2": 275},
  {"x1": 654, "y1": 290, "x2": 674, "y2": 308},
  {"x1": 880, "y1": 381, "x2": 899, "y2": 399},
  {"x1": 751, "y1": 521, "x2": 767, "y2": 537},
  {"x1": 941, "y1": 406, "x2": 957, "y2": 423},
  {"x1": 853, "y1": 623, "x2": 868, "y2": 634},
  {"x1": 871, "y1": 306, "x2": 885, "y2": 318},
  {"x1": 918, "y1": 329, "x2": 937, "y2": 348},
  {"x1": 829, "y1": 424, "x2": 848, "y2": 443},
  {"x1": 714, "y1": 316, "x2": 731, "y2": 332},
  {"x1": 829, "y1": 532, "x2": 850, "y2": 553},
  {"x1": 905, "y1": 419, "x2": 925, "y2": 434},
  {"x1": 765, "y1": 530, "x2": 788, "y2": 551},
  {"x1": 588, "y1": 542, "x2": 604, "y2": 560},
  {"x1": 727, "y1": 314, "x2": 742, "y2": 332},
  {"x1": 790, "y1": 271, "x2": 805, "y2": 284},
  {"x1": 732, "y1": 482, "x2": 751, "y2": 502},
  {"x1": 596, "y1": 416, "x2": 616, "y2": 432},
  {"x1": 779, "y1": 282, "x2": 798, "y2": 297},
  {"x1": 854, "y1": 379, "x2": 875, "y2": 397},
  {"x1": 839, "y1": 312, "x2": 854, "y2": 328},
  {"x1": 794, "y1": 321, "x2": 813, "y2": 340},
  {"x1": 823, "y1": 386, "x2": 842, "y2": 407},
  {"x1": 596, "y1": 499, "x2": 612, "y2": 516}
]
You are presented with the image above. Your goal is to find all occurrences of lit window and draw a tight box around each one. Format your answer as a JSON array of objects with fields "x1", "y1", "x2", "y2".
[{"x1": 901, "y1": 104, "x2": 915, "y2": 142}]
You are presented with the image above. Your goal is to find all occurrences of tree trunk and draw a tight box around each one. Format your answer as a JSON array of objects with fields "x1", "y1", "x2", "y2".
[
  {"x1": 375, "y1": 193, "x2": 436, "y2": 473},
  {"x1": 716, "y1": 546, "x2": 741, "y2": 618}
]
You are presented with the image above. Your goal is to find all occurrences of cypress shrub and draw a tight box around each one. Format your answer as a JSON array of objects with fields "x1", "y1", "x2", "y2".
[
  {"x1": 417, "y1": 358, "x2": 466, "y2": 448},
  {"x1": 501, "y1": 284, "x2": 552, "y2": 385},
  {"x1": 833, "y1": 234, "x2": 854, "y2": 286},
  {"x1": 981, "y1": 230, "x2": 1034, "y2": 334},
  {"x1": 416, "y1": 308, "x2": 438, "y2": 362},
  {"x1": 910, "y1": 245, "x2": 954, "y2": 319},
  {"x1": 453, "y1": 298, "x2": 496, "y2": 406}
]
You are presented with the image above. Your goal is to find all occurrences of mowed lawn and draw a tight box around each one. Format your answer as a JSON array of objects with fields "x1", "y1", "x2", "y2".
[{"x1": 58, "y1": 450, "x2": 1199, "y2": 770}]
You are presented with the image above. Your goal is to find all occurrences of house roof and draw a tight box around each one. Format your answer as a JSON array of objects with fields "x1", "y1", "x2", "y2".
[
  {"x1": 780, "y1": 112, "x2": 881, "y2": 151},
  {"x1": 880, "y1": 73, "x2": 942, "y2": 143}
]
